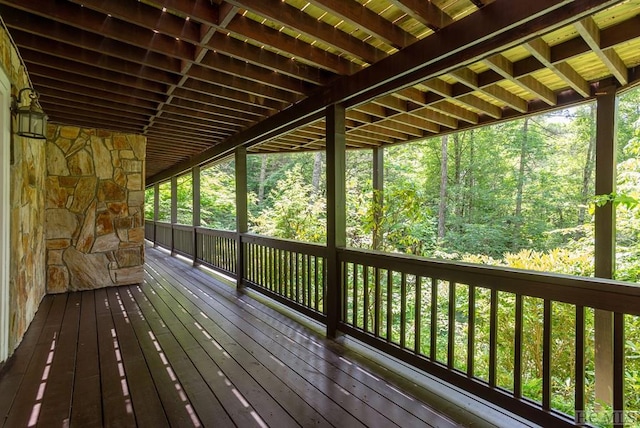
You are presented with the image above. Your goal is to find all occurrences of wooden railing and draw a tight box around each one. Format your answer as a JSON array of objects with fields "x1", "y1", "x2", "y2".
[
  {"x1": 172, "y1": 224, "x2": 194, "y2": 258},
  {"x1": 196, "y1": 227, "x2": 237, "y2": 277},
  {"x1": 242, "y1": 234, "x2": 327, "y2": 322},
  {"x1": 144, "y1": 221, "x2": 640, "y2": 427},
  {"x1": 144, "y1": 220, "x2": 154, "y2": 242},
  {"x1": 154, "y1": 222, "x2": 172, "y2": 250}
]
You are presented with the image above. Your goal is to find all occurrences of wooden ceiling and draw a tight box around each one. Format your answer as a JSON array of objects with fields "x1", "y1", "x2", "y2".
[{"x1": 1, "y1": 0, "x2": 639, "y2": 182}]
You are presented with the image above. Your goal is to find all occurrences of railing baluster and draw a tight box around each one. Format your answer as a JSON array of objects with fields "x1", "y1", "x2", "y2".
[
  {"x1": 269, "y1": 247, "x2": 275, "y2": 291},
  {"x1": 277, "y1": 249, "x2": 283, "y2": 296},
  {"x1": 575, "y1": 305, "x2": 585, "y2": 424},
  {"x1": 542, "y1": 299, "x2": 552, "y2": 410},
  {"x1": 262, "y1": 245, "x2": 267, "y2": 287},
  {"x1": 387, "y1": 270, "x2": 393, "y2": 342},
  {"x1": 363, "y1": 266, "x2": 370, "y2": 333},
  {"x1": 514, "y1": 293, "x2": 523, "y2": 398},
  {"x1": 613, "y1": 312, "x2": 624, "y2": 425},
  {"x1": 342, "y1": 261, "x2": 347, "y2": 323},
  {"x1": 295, "y1": 252, "x2": 300, "y2": 303},
  {"x1": 467, "y1": 285, "x2": 475, "y2": 377},
  {"x1": 352, "y1": 263, "x2": 358, "y2": 327},
  {"x1": 430, "y1": 278, "x2": 438, "y2": 361},
  {"x1": 489, "y1": 289, "x2": 498, "y2": 387},
  {"x1": 315, "y1": 256, "x2": 320, "y2": 312},
  {"x1": 375, "y1": 268, "x2": 381, "y2": 338},
  {"x1": 447, "y1": 281, "x2": 456, "y2": 369},
  {"x1": 302, "y1": 254, "x2": 307, "y2": 306},
  {"x1": 400, "y1": 273, "x2": 407, "y2": 348},
  {"x1": 415, "y1": 276, "x2": 422, "y2": 354},
  {"x1": 307, "y1": 255, "x2": 312, "y2": 307}
]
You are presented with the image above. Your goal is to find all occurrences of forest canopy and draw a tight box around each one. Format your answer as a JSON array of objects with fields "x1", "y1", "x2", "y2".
[{"x1": 146, "y1": 87, "x2": 640, "y2": 283}]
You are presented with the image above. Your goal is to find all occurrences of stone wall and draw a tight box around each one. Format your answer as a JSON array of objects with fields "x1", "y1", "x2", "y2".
[
  {"x1": 46, "y1": 126, "x2": 146, "y2": 292},
  {"x1": 1, "y1": 24, "x2": 47, "y2": 354}
]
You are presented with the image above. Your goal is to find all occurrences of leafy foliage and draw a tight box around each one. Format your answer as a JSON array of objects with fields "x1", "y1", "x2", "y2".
[{"x1": 146, "y1": 88, "x2": 640, "y2": 426}]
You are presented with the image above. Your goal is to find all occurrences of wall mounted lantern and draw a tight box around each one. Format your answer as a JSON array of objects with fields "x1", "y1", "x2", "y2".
[{"x1": 11, "y1": 88, "x2": 48, "y2": 140}]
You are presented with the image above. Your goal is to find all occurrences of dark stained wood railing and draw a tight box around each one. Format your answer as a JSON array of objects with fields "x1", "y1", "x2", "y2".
[
  {"x1": 144, "y1": 220, "x2": 154, "y2": 242},
  {"x1": 195, "y1": 227, "x2": 237, "y2": 277},
  {"x1": 145, "y1": 221, "x2": 640, "y2": 427},
  {"x1": 172, "y1": 224, "x2": 194, "y2": 258},
  {"x1": 154, "y1": 221, "x2": 172, "y2": 250},
  {"x1": 242, "y1": 233, "x2": 327, "y2": 323}
]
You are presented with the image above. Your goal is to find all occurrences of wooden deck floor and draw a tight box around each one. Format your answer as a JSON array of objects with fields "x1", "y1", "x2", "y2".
[{"x1": 0, "y1": 247, "x2": 506, "y2": 427}]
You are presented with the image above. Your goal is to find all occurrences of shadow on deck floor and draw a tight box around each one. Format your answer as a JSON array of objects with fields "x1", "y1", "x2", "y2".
[{"x1": 0, "y1": 245, "x2": 536, "y2": 427}]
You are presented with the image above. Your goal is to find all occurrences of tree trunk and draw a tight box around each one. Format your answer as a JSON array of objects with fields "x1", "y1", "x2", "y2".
[
  {"x1": 438, "y1": 135, "x2": 448, "y2": 241},
  {"x1": 515, "y1": 118, "x2": 528, "y2": 220},
  {"x1": 467, "y1": 130, "x2": 475, "y2": 221},
  {"x1": 258, "y1": 155, "x2": 267, "y2": 205},
  {"x1": 578, "y1": 104, "x2": 596, "y2": 224},
  {"x1": 453, "y1": 132, "x2": 463, "y2": 218},
  {"x1": 311, "y1": 151, "x2": 323, "y2": 198}
]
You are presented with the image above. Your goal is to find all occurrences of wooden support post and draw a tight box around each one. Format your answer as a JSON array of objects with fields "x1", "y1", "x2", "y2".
[
  {"x1": 594, "y1": 84, "x2": 617, "y2": 407},
  {"x1": 193, "y1": 165, "x2": 201, "y2": 265},
  {"x1": 326, "y1": 104, "x2": 346, "y2": 338},
  {"x1": 235, "y1": 147, "x2": 248, "y2": 289},
  {"x1": 153, "y1": 182, "x2": 160, "y2": 246},
  {"x1": 170, "y1": 176, "x2": 178, "y2": 255},
  {"x1": 372, "y1": 147, "x2": 384, "y2": 251}
]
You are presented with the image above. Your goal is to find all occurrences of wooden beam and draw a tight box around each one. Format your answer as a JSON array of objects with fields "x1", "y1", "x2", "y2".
[
  {"x1": 414, "y1": 108, "x2": 458, "y2": 129},
  {"x1": 429, "y1": 101, "x2": 479, "y2": 124},
  {"x1": 187, "y1": 64, "x2": 301, "y2": 103},
  {"x1": 10, "y1": 30, "x2": 178, "y2": 85},
  {"x1": 225, "y1": 0, "x2": 385, "y2": 64},
  {"x1": 457, "y1": 94, "x2": 502, "y2": 119},
  {"x1": 22, "y1": 52, "x2": 168, "y2": 96},
  {"x1": 594, "y1": 84, "x2": 617, "y2": 408},
  {"x1": 198, "y1": 51, "x2": 316, "y2": 95},
  {"x1": 206, "y1": 32, "x2": 333, "y2": 85},
  {"x1": 524, "y1": 38, "x2": 591, "y2": 98},
  {"x1": 66, "y1": 0, "x2": 201, "y2": 43},
  {"x1": 451, "y1": 68, "x2": 527, "y2": 112},
  {"x1": 485, "y1": 54, "x2": 557, "y2": 105},
  {"x1": 0, "y1": 0, "x2": 195, "y2": 61},
  {"x1": 575, "y1": 17, "x2": 628, "y2": 85},
  {"x1": 170, "y1": 87, "x2": 269, "y2": 117},
  {"x1": 326, "y1": 103, "x2": 346, "y2": 338},
  {"x1": 305, "y1": 0, "x2": 417, "y2": 49},
  {"x1": 386, "y1": 0, "x2": 453, "y2": 31},
  {"x1": 149, "y1": 0, "x2": 624, "y2": 183},
  {"x1": 225, "y1": 16, "x2": 358, "y2": 75},
  {"x1": 181, "y1": 78, "x2": 285, "y2": 112}
]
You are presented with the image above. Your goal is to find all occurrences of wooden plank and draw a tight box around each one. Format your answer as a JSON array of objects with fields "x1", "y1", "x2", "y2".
[
  {"x1": 69, "y1": 291, "x2": 102, "y2": 428},
  {"x1": 37, "y1": 292, "x2": 82, "y2": 426},
  {"x1": 147, "y1": 246, "x2": 457, "y2": 427},
  {"x1": 123, "y1": 284, "x2": 233, "y2": 427},
  {"x1": 3, "y1": 294, "x2": 67, "y2": 427},
  {"x1": 117, "y1": 285, "x2": 202, "y2": 427},
  {"x1": 132, "y1": 279, "x2": 297, "y2": 428},
  {"x1": 0, "y1": 296, "x2": 53, "y2": 425},
  {"x1": 94, "y1": 288, "x2": 137, "y2": 427},
  {"x1": 148, "y1": 252, "x2": 434, "y2": 427},
  {"x1": 143, "y1": 257, "x2": 332, "y2": 427},
  {"x1": 105, "y1": 288, "x2": 169, "y2": 427}
]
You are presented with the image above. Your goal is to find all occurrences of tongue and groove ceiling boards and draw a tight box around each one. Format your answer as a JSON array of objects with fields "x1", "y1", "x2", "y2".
[{"x1": 1, "y1": 0, "x2": 639, "y2": 181}]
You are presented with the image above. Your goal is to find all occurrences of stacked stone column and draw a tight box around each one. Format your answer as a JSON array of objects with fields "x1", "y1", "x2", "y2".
[{"x1": 45, "y1": 125, "x2": 146, "y2": 292}]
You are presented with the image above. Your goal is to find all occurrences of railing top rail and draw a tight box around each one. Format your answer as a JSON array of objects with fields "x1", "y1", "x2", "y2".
[
  {"x1": 241, "y1": 233, "x2": 328, "y2": 257},
  {"x1": 172, "y1": 223, "x2": 195, "y2": 232},
  {"x1": 339, "y1": 247, "x2": 640, "y2": 315},
  {"x1": 195, "y1": 227, "x2": 238, "y2": 240}
]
